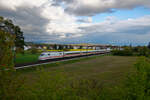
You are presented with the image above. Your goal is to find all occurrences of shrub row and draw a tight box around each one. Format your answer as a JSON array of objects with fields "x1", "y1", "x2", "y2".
[{"x1": 112, "y1": 46, "x2": 150, "y2": 57}]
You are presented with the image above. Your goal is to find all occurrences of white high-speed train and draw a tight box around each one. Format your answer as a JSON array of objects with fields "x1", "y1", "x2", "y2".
[{"x1": 38, "y1": 49, "x2": 110, "y2": 60}]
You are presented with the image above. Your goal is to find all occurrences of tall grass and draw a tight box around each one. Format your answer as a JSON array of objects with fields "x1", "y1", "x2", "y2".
[
  {"x1": 1, "y1": 57, "x2": 150, "y2": 100},
  {"x1": 102, "y1": 57, "x2": 150, "y2": 100}
]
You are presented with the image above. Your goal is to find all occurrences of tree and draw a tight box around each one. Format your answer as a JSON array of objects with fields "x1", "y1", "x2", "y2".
[
  {"x1": 0, "y1": 29, "x2": 15, "y2": 99},
  {"x1": 148, "y1": 42, "x2": 150, "y2": 49},
  {"x1": 0, "y1": 16, "x2": 25, "y2": 52},
  {"x1": 14, "y1": 26, "x2": 25, "y2": 50},
  {"x1": 0, "y1": 29, "x2": 14, "y2": 68},
  {"x1": 0, "y1": 29, "x2": 25, "y2": 100},
  {"x1": 70, "y1": 45, "x2": 73, "y2": 49},
  {"x1": 79, "y1": 46, "x2": 83, "y2": 49},
  {"x1": 53, "y1": 44, "x2": 57, "y2": 50},
  {"x1": 58, "y1": 45, "x2": 63, "y2": 50},
  {"x1": 30, "y1": 47, "x2": 38, "y2": 54}
]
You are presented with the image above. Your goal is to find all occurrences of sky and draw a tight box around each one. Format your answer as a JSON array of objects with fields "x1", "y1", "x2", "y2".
[{"x1": 0, "y1": 0, "x2": 150, "y2": 46}]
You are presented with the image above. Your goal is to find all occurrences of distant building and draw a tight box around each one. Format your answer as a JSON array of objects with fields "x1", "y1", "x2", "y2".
[
  {"x1": 24, "y1": 42, "x2": 119, "y2": 51},
  {"x1": 24, "y1": 46, "x2": 31, "y2": 50}
]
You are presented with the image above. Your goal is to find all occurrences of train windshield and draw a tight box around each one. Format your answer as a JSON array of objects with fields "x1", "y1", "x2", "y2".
[{"x1": 40, "y1": 54, "x2": 45, "y2": 56}]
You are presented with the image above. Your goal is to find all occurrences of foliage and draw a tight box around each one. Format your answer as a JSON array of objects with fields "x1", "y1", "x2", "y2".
[
  {"x1": 79, "y1": 46, "x2": 83, "y2": 49},
  {"x1": 0, "y1": 29, "x2": 25, "y2": 100},
  {"x1": 136, "y1": 46, "x2": 150, "y2": 57},
  {"x1": 0, "y1": 29, "x2": 14, "y2": 68},
  {"x1": 112, "y1": 46, "x2": 150, "y2": 57},
  {"x1": 1, "y1": 56, "x2": 149, "y2": 100},
  {"x1": 14, "y1": 57, "x2": 148, "y2": 100},
  {"x1": 13, "y1": 55, "x2": 132, "y2": 100},
  {"x1": 30, "y1": 47, "x2": 39, "y2": 54},
  {"x1": 13, "y1": 69, "x2": 105, "y2": 100},
  {"x1": 58, "y1": 45, "x2": 64, "y2": 50},
  {"x1": 14, "y1": 26, "x2": 25, "y2": 50},
  {"x1": 0, "y1": 16, "x2": 25, "y2": 51},
  {"x1": 109, "y1": 57, "x2": 150, "y2": 100},
  {"x1": 112, "y1": 47, "x2": 133, "y2": 56},
  {"x1": 16, "y1": 47, "x2": 24, "y2": 54},
  {"x1": 53, "y1": 44, "x2": 57, "y2": 50},
  {"x1": 148, "y1": 42, "x2": 150, "y2": 49},
  {"x1": 63, "y1": 48, "x2": 70, "y2": 51}
]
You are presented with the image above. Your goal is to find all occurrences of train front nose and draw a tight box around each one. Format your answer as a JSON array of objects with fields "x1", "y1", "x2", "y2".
[
  {"x1": 38, "y1": 54, "x2": 45, "y2": 60},
  {"x1": 38, "y1": 56, "x2": 43, "y2": 60}
]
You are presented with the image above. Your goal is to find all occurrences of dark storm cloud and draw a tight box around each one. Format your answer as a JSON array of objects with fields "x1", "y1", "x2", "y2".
[{"x1": 0, "y1": 6, "x2": 48, "y2": 33}]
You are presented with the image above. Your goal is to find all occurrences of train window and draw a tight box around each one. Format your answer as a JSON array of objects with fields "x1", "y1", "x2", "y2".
[{"x1": 66, "y1": 53, "x2": 79, "y2": 55}]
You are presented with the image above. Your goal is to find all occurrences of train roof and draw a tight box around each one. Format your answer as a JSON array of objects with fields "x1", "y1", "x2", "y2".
[{"x1": 40, "y1": 49, "x2": 109, "y2": 54}]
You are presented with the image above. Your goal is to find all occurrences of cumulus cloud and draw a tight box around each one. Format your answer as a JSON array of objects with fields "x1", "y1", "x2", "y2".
[
  {"x1": 80, "y1": 15, "x2": 150, "y2": 35},
  {"x1": 41, "y1": 3, "x2": 83, "y2": 38},
  {"x1": 0, "y1": 0, "x2": 83, "y2": 42},
  {"x1": 50, "y1": 15, "x2": 150, "y2": 45},
  {"x1": 55, "y1": 0, "x2": 150, "y2": 16},
  {"x1": 74, "y1": 15, "x2": 150, "y2": 45},
  {"x1": 0, "y1": 0, "x2": 48, "y2": 11},
  {"x1": 77, "y1": 17, "x2": 93, "y2": 23},
  {"x1": 0, "y1": 0, "x2": 150, "y2": 45}
]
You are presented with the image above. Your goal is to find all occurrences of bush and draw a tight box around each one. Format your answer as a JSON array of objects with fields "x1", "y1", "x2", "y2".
[
  {"x1": 30, "y1": 47, "x2": 38, "y2": 54},
  {"x1": 112, "y1": 46, "x2": 150, "y2": 57},
  {"x1": 109, "y1": 57, "x2": 150, "y2": 100},
  {"x1": 16, "y1": 69, "x2": 105, "y2": 100},
  {"x1": 0, "y1": 30, "x2": 25, "y2": 100},
  {"x1": 63, "y1": 48, "x2": 70, "y2": 51},
  {"x1": 138, "y1": 47, "x2": 150, "y2": 57},
  {"x1": 112, "y1": 48, "x2": 133, "y2": 56}
]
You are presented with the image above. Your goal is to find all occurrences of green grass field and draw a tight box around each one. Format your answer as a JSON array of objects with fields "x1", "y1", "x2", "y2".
[
  {"x1": 17, "y1": 55, "x2": 137, "y2": 89},
  {"x1": 17, "y1": 55, "x2": 136, "y2": 80},
  {"x1": 15, "y1": 53, "x2": 40, "y2": 64},
  {"x1": 8, "y1": 55, "x2": 138, "y2": 100}
]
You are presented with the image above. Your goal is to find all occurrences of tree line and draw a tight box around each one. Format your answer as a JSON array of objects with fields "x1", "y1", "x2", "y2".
[{"x1": 112, "y1": 45, "x2": 150, "y2": 57}]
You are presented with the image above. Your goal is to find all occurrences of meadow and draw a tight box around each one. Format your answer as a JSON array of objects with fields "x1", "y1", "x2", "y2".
[
  {"x1": 19, "y1": 55, "x2": 137, "y2": 82},
  {"x1": 10, "y1": 55, "x2": 139, "y2": 100},
  {"x1": 15, "y1": 53, "x2": 40, "y2": 64}
]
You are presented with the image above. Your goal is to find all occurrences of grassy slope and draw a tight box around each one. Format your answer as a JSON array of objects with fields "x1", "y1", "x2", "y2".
[
  {"x1": 18, "y1": 55, "x2": 137, "y2": 87},
  {"x1": 12, "y1": 55, "x2": 138, "y2": 99}
]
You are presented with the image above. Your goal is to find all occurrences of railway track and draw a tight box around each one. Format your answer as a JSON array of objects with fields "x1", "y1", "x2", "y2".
[{"x1": 15, "y1": 52, "x2": 110, "y2": 69}]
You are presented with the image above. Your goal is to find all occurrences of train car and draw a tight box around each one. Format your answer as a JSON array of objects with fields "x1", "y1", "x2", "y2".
[
  {"x1": 39, "y1": 52, "x2": 64, "y2": 60},
  {"x1": 38, "y1": 49, "x2": 110, "y2": 60}
]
